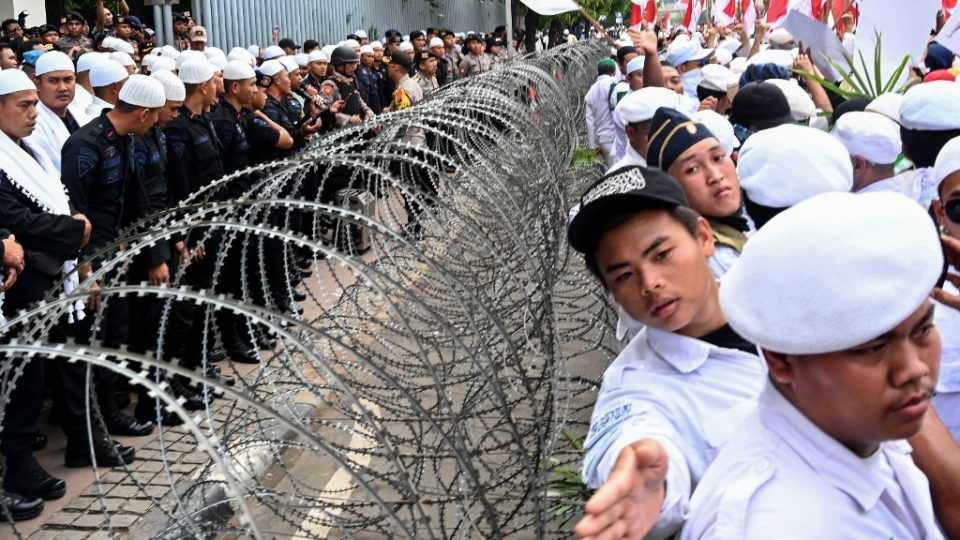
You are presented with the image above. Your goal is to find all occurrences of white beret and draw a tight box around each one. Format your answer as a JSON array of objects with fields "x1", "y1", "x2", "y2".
[
  {"x1": 728, "y1": 56, "x2": 748, "y2": 75},
  {"x1": 625, "y1": 55, "x2": 645, "y2": 75},
  {"x1": 294, "y1": 52, "x2": 309, "y2": 66},
  {"x1": 900, "y1": 81, "x2": 960, "y2": 131},
  {"x1": 89, "y1": 60, "x2": 129, "y2": 88},
  {"x1": 263, "y1": 45, "x2": 285, "y2": 60},
  {"x1": 150, "y1": 57, "x2": 176, "y2": 73},
  {"x1": 720, "y1": 192, "x2": 942, "y2": 355},
  {"x1": 343, "y1": 39, "x2": 360, "y2": 49},
  {"x1": 692, "y1": 110, "x2": 739, "y2": 155},
  {"x1": 698, "y1": 64, "x2": 738, "y2": 92},
  {"x1": 307, "y1": 50, "x2": 329, "y2": 63},
  {"x1": 247, "y1": 45, "x2": 261, "y2": 58},
  {"x1": 745, "y1": 48, "x2": 794, "y2": 68},
  {"x1": 118, "y1": 74, "x2": 166, "y2": 108},
  {"x1": 832, "y1": 111, "x2": 901, "y2": 165},
  {"x1": 429, "y1": 37, "x2": 444, "y2": 49},
  {"x1": 355, "y1": 30, "x2": 368, "y2": 39},
  {"x1": 178, "y1": 60, "x2": 216, "y2": 84},
  {"x1": 150, "y1": 69, "x2": 185, "y2": 101},
  {"x1": 666, "y1": 39, "x2": 713, "y2": 66},
  {"x1": 258, "y1": 59, "x2": 285, "y2": 77},
  {"x1": 278, "y1": 56, "x2": 299, "y2": 73},
  {"x1": 108, "y1": 51, "x2": 135, "y2": 68},
  {"x1": 222, "y1": 60, "x2": 256, "y2": 81},
  {"x1": 737, "y1": 124, "x2": 853, "y2": 208},
  {"x1": 765, "y1": 79, "x2": 815, "y2": 121},
  {"x1": 359, "y1": 45, "x2": 374, "y2": 56},
  {"x1": 208, "y1": 55, "x2": 227, "y2": 71},
  {"x1": 0, "y1": 69, "x2": 37, "y2": 95},
  {"x1": 76, "y1": 52, "x2": 105, "y2": 73},
  {"x1": 615, "y1": 86, "x2": 681, "y2": 125},
  {"x1": 866, "y1": 92, "x2": 904, "y2": 125},
  {"x1": 932, "y1": 136, "x2": 960, "y2": 188},
  {"x1": 768, "y1": 28, "x2": 795, "y2": 45},
  {"x1": 35, "y1": 51, "x2": 75, "y2": 76},
  {"x1": 398, "y1": 42, "x2": 414, "y2": 53},
  {"x1": 714, "y1": 48, "x2": 733, "y2": 67},
  {"x1": 370, "y1": 41, "x2": 384, "y2": 50}
]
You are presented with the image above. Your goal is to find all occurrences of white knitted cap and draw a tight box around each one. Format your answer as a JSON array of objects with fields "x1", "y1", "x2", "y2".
[
  {"x1": 150, "y1": 69, "x2": 186, "y2": 101},
  {"x1": 263, "y1": 45, "x2": 285, "y2": 60},
  {"x1": 0, "y1": 69, "x2": 37, "y2": 95},
  {"x1": 247, "y1": 45, "x2": 261, "y2": 58},
  {"x1": 832, "y1": 111, "x2": 902, "y2": 165},
  {"x1": 151, "y1": 57, "x2": 177, "y2": 73},
  {"x1": 90, "y1": 60, "x2": 129, "y2": 88},
  {"x1": 355, "y1": 30, "x2": 367, "y2": 39},
  {"x1": 227, "y1": 49, "x2": 255, "y2": 67},
  {"x1": 343, "y1": 39, "x2": 360, "y2": 49},
  {"x1": 159, "y1": 45, "x2": 180, "y2": 60},
  {"x1": 108, "y1": 51, "x2": 135, "y2": 68},
  {"x1": 118, "y1": 74, "x2": 165, "y2": 108},
  {"x1": 222, "y1": 60, "x2": 256, "y2": 81},
  {"x1": 35, "y1": 51, "x2": 75, "y2": 76},
  {"x1": 76, "y1": 52, "x2": 105, "y2": 73},
  {"x1": 278, "y1": 56, "x2": 299, "y2": 73},
  {"x1": 294, "y1": 52, "x2": 309, "y2": 66},
  {"x1": 203, "y1": 47, "x2": 225, "y2": 60},
  {"x1": 359, "y1": 45, "x2": 374, "y2": 55},
  {"x1": 178, "y1": 59, "x2": 217, "y2": 84},
  {"x1": 208, "y1": 55, "x2": 227, "y2": 71},
  {"x1": 307, "y1": 50, "x2": 329, "y2": 63},
  {"x1": 429, "y1": 37, "x2": 444, "y2": 49},
  {"x1": 370, "y1": 41, "x2": 384, "y2": 50},
  {"x1": 258, "y1": 60, "x2": 285, "y2": 77},
  {"x1": 398, "y1": 42, "x2": 414, "y2": 53}
]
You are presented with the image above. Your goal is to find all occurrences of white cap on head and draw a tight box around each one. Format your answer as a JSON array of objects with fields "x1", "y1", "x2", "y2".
[
  {"x1": 247, "y1": 44, "x2": 261, "y2": 58},
  {"x1": 263, "y1": 45, "x2": 285, "y2": 60},
  {"x1": 692, "y1": 110, "x2": 739, "y2": 155},
  {"x1": 112, "y1": 38, "x2": 135, "y2": 55},
  {"x1": 344, "y1": 39, "x2": 360, "y2": 49},
  {"x1": 713, "y1": 48, "x2": 733, "y2": 67},
  {"x1": 765, "y1": 78, "x2": 815, "y2": 121},
  {"x1": 615, "y1": 87, "x2": 681, "y2": 124},
  {"x1": 150, "y1": 69, "x2": 185, "y2": 101},
  {"x1": 159, "y1": 45, "x2": 180, "y2": 60},
  {"x1": 359, "y1": 45, "x2": 374, "y2": 56},
  {"x1": 141, "y1": 55, "x2": 156, "y2": 69},
  {"x1": 308, "y1": 50, "x2": 329, "y2": 63},
  {"x1": 208, "y1": 55, "x2": 227, "y2": 71},
  {"x1": 429, "y1": 37, "x2": 444, "y2": 49},
  {"x1": 698, "y1": 64, "x2": 738, "y2": 92},
  {"x1": 90, "y1": 60, "x2": 129, "y2": 88},
  {"x1": 278, "y1": 56, "x2": 299, "y2": 73},
  {"x1": 745, "y1": 48, "x2": 794, "y2": 67},
  {"x1": 666, "y1": 39, "x2": 713, "y2": 66},
  {"x1": 625, "y1": 55, "x2": 645, "y2": 75},
  {"x1": 768, "y1": 28, "x2": 795, "y2": 45},
  {"x1": 118, "y1": 74, "x2": 166, "y2": 108},
  {"x1": 932, "y1": 136, "x2": 960, "y2": 188},
  {"x1": 176, "y1": 49, "x2": 206, "y2": 70},
  {"x1": 222, "y1": 60, "x2": 256, "y2": 81},
  {"x1": 900, "y1": 80, "x2": 960, "y2": 131},
  {"x1": 398, "y1": 42, "x2": 414, "y2": 53},
  {"x1": 151, "y1": 57, "x2": 177, "y2": 73},
  {"x1": 259, "y1": 59, "x2": 285, "y2": 77},
  {"x1": 355, "y1": 30, "x2": 368, "y2": 39},
  {"x1": 866, "y1": 93, "x2": 904, "y2": 125},
  {"x1": 77, "y1": 52, "x2": 105, "y2": 73},
  {"x1": 203, "y1": 47, "x2": 225, "y2": 59},
  {"x1": 108, "y1": 51, "x2": 135, "y2": 68},
  {"x1": 321, "y1": 45, "x2": 337, "y2": 59},
  {"x1": 737, "y1": 124, "x2": 853, "y2": 208},
  {"x1": 832, "y1": 111, "x2": 901, "y2": 165},
  {"x1": 178, "y1": 59, "x2": 216, "y2": 84},
  {"x1": 227, "y1": 49, "x2": 254, "y2": 66},
  {"x1": 101, "y1": 36, "x2": 117, "y2": 50},
  {"x1": 35, "y1": 51, "x2": 75, "y2": 76},
  {"x1": 720, "y1": 192, "x2": 942, "y2": 355},
  {"x1": 719, "y1": 38, "x2": 742, "y2": 54},
  {"x1": 294, "y1": 52, "x2": 309, "y2": 66},
  {"x1": 728, "y1": 56, "x2": 748, "y2": 75},
  {"x1": 0, "y1": 69, "x2": 37, "y2": 95},
  {"x1": 370, "y1": 40, "x2": 384, "y2": 50}
]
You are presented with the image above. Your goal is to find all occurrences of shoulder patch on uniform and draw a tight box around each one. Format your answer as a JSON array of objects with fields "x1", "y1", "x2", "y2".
[
  {"x1": 252, "y1": 118, "x2": 269, "y2": 128},
  {"x1": 172, "y1": 140, "x2": 186, "y2": 158},
  {"x1": 76, "y1": 146, "x2": 99, "y2": 179}
]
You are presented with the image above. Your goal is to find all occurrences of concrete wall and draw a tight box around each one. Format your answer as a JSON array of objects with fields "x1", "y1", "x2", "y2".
[{"x1": 0, "y1": 0, "x2": 47, "y2": 24}]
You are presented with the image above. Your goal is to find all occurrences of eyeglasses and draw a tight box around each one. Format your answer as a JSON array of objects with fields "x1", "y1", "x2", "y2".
[{"x1": 945, "y1": 199, "x2": 960, "y2": 223}]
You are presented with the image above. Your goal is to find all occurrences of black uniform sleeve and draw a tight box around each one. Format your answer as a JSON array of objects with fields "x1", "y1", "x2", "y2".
[
  {"x1": 162, "y1": 123, "x2": 192, "y2": 206},
  {"x1": 60, "y1": 137, "x2": 108, "y2": 261},
  {"x1": 0, "y1": 175, "x2": 84, "y2": 258},
  {"x1": 244, "y1": 115, "x2": 281, "y2": 148}
]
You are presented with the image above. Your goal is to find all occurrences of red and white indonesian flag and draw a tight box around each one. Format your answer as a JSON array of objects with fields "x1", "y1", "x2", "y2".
[
  {"x1": 683, "y1": 0, "x2": 706, "y2": 31},
  {"x1": 945, "y1": 0, "x2": 958, "y2": 16},
  {"x1": 741, "y1": 0, "x2": 758, "y2": 34},
  {"x1": 713, "y1": 0, "x2": 738, "y2": 26},
  {"x1": 519, "y1": 0, "x2": 580, "y2": 15},
  {"x1": 766, "y1": 0, "x2": 813, "y2": 26}
]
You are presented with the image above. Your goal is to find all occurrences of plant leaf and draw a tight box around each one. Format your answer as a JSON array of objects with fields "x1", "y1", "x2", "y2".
[
  {"x1": 837, "y1": 50, "x2": 870, "y2": 95},
  {"x1": 882, "y1": 56, "x2": 911, "y2": 94},
  {"x1": 792, "y1": 68, "x2": 863, "y2": 100},
  {"x1": 873, "y1": 29, "x2": 884, "y2": 96}
]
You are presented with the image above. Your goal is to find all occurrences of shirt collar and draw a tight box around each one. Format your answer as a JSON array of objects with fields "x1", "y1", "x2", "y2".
[
  {"x1": 856, "y1": 176, "x2": 902, "y2": 195},
  {"x1": 758, "y1": 382, "x2": 887, "y2": 511},
  {"x1": 645, "y1": 326, "x2": 713, "y2": 373}
]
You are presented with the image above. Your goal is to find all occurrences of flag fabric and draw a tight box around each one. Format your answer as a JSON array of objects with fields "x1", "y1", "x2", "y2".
[
  {"x1": 766, "y1": 0, "x2": 813, "y2": 26},
  {"x1": 741, "y1": 0, "x2": 758, "y2": 34},
  {"x1": 712, "y1": 0, "x2": 738, "y2": 26},
  {"x1": 631, "y1": 3, "x2": 643, "y2": 26},
  {"x1": 946, "y1": 0, "x2": 958, "y2": 16},
  {"x1": 683, "y1": 0, "x2": 706, "y2": 31},
  {"x1": 518, "y1": 0, "x2": 580, "y2": 16},
  {"x1": 644, "y1": 0, "x2": 658, "y2": 23},
  {"x1": 630, "y1": 0, "x2": 658, "y2": 25},
  {"x1": 832, "y1": 0, "x2": 858, "y2": 34}
]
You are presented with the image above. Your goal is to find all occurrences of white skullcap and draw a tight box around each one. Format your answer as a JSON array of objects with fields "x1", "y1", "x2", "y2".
[
  {"x1": 321, "y1": 45, "x2": 337, "y2": 59},
  {"x1": 355, "y1": 30, "x2": 368, "y2": 39},
  {"x1": 178, "y1": 60, "x2": 216, "y2": 84},
  {"x1": 258, "y1": 59, "x2": 285, "y2": 77},
  {"x1": 263, "y1": 45, "x2": 285, "y2": 60},
  {"x1": 429, "y1": 37, "x2": 444, "y2": 49},
  {"x1": 151, "y1": 57, "x2": 176, "y2": 73},
  {"x1": 118, "y1": 74, "x2": 165, "y2": 108},
  {"x1": 719, "y1": 38, "x2": 741, "y2": 54},
  {"x1": 720, "y1": 192, "x2": 942, "y2": 355},
  {"x1": 714, "y1": 48, "x2": 733, "y2": 67},
  {"x1": 832, "y1": 111, "x2": 901, "y2": 165},
  {"x1": 359, "y1": 45, "x2": 374, "y2": 56},
  {"x1": 666, "y1": 39, "x2": 714, "y2": 66},
  {"x1": 159, "y1": 45, "x2": 180, "y2": 60},
  {"x1": 227, "y1": 49, "x2": 254, "y2": 66},
  {"x1": 203, "y1": 47, "x2": 225, "y2": 59},
  {"x1": 76, "y1": 52, "x2": 105, "y2": 73},
  {"x1": 100, "y1": 36, "x2": 117, "y2": 50},
  {"x1": 0, "y1": 69, "x2": 36, "y2": 95},
  {"x1": 150, "y1": 69, "x2": 185, "y2": 101},
  {"x1": 111, "y1": 38, "x2": 135, "y2": 55},
  {"x1": 308, "y1": 50, "x2": 329, "y2": 63},
  {"x1": 625, "y1": 55, "x2": 645, "y2": 75},
  {"x1": 866, "y1": 93, "x2": 904, "y2": 125},
  {"x1": 398, "y1": 42, "x2": 414, "y2": 53},
  {"x1": 90, "y1": 60, "x2": 129, "y2": 88},
  {"x1": 698, "y1": 64, "x2": 738, "y2": 92},
  {"x1": 229, "y1": 46, "x2": 249, "y2": 57},
  {"x1": 344, "y1": 39, "x2": 360, "y2": 49},
  {"x1": 692, "y1": 110, "x2": 739, "y2": 155},
  {"x1": 737, "y1": 124, "x2": 852, "y2": 208},
  {"x1": 370, "y1": 41, "x2": 384, "y2": 50},
  {"x1": 728, "y1": 56, "x2": 748, "y2": 75},
  {"x1": 141, "y1": 55, "x2": 156, "y2": 69},
  {"x1": 765, "y1": 78, "x2": 815, "y2": 121},
  {"x1": 208, "y1": 55, "x2": 227, "y2": 71},
  {"x1": 745, "y1": 48, "x2": 794, "y2": 68},
  {"x1": 35, "y1": 51, "x2": 75, "y2": 76},
  {"x1": 222, "y1": 60, "x2": 256, "y2": 80},
  {"x1": 932, "y1": 136, "x2": 960, "y2": 188},
  {"x1": 176, "y1": 50, "x2": 206, "y2": 70},
  {"x1": 278, "y1": 56, "x2": 299, "y2": 73},
  {"x1": 294, "y1": 52, "x2": 309, "y2": 66},
  {"x1": 247, "y1": 45, "x2": 261, "y2": 58},
  {"x1": 900, "y1": 81, "x2": 960, "y2": 131},
  {"x1": 768, "y1": 28, "x2": 795, "y2": 45},
  {"x1": 108, "y1": 51, "x2": 135, "y2": 68},
  {"x1": 616, "y1": 87, "x2": 681, "y2": 124}
]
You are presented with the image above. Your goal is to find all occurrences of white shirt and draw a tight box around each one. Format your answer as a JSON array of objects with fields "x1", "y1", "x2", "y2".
[
  {"x1": 72, "y1": 85, "x2": 93, "y2": 113},
  {"x1": 934, "y1": 281, "x2": 960, "y2": 441},
  {"x1": 609, "y1": 82, "x2": 631, "y2": 162},
  {"x1": 856, "y1": 174, "x2": 922, "y2": 203},
  {"x1": 85, "y1": 95, "x2": 114, "y2": 118},
  {"x1": 584, "y1": 74, "x2": 617, "y2": 149},
  {"x1": 583, "y1": 326, "x2": 767, "y2": 539},
  {"x1": 683, "y1": 383, "x2": 943, "y2": 540},
  {"x1": 608, "y1": 142, "x2": 647, "y2": 175}
]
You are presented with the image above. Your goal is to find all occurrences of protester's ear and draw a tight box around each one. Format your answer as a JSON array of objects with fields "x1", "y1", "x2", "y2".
[{"x1": 763, "y1": 350, "x2": 794, "y2": 384}]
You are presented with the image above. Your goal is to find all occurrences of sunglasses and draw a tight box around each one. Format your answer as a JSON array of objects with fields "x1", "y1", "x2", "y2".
[{"x1": 946, "y1": 199, "x2": 960, "y2": 223}]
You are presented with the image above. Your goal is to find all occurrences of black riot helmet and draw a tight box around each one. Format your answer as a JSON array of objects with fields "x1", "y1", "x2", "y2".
[{"x1": 330, "y1": 45, "x2": 360, "y2": 66}]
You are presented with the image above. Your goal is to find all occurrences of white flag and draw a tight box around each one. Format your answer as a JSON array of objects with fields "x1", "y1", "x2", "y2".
[{"x1": 519, "y1": 0, "x2": 581, "y2": 15}]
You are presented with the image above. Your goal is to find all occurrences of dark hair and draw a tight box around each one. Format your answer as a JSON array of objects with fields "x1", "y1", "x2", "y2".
[
  {"x1": 901, "y1": 127, "x2": 960, "y2": 168},
  {"x1": 696, "y1": 86, "x2": 727, "y2": 102},
  {"x1": 1, "y1": 20, "x2": 17, "y2": 32},
  {"x1": 183, "y1": 82, "x2": 203, "y2": 95},
  {"x1": 583, "y1": 205, "x2": 702, "y2": 286},
  {"x1": 114, "y1": 101, "x2": 144, "y2": 113}
]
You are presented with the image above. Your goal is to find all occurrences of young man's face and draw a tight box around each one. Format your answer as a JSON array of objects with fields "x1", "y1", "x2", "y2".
[
  {"x1": 174, "y1": 21, "x2": 187, "y2": 35},
  {"x1": 419, "y1": 57, "x2": 437, "y2": 76},
  {"x1": 0, "y1": 89, "x2": 39, "y2": 140},
  {"x1": 308, "y1": 60, "x2": 327, "y2": 80},
  {"x1": 0, "y1": 47, "x2": 17, "y2": 69},
  {"x1": 67, "y1": 21, "x2": 83, "y2": 37},
  {"x1": 468, "y1": 41, "x2": 482, "y2": 55},
  {"x1": 157, "y1": 100, "x2": 182, "y2": 127},
  {"x1": 360, "y1": 52, "x2": 374, "y2": 68},
  {"x1": 594, "y1": 209, "x2": 717, "y2": 336},
  {"x1": 231, "y1": 77, "x2": 257, "y2": 106},
  {"x1": 115, "y1": 23, "x2": 131, "y2": 40},
  {"x1": 627, "y1": 70, "x2": 643, "y2": 91},
  {"x1": 443, "y1": 35, "x2": 456, "y2": 48},
  {"x1": 42, "y1": 31, "x2": 60, "y2": 45},
  {"x1": 338, "y1": 61, "x2": 357, "y2": 77},
  {"x1": 767, "y1": 300, "x2": 940, "y2": 457},
  {"x1": 667, "y1": 138, "x2": 741, "y2": 218},
  {"x1": 35, "y1": 71, "x2": 76, "y2": 111},
  {"x1": 4, "y1": 23, "x2": 22, "y2": 39},
  {"x1": 372, "y1": 48, "x2": 383, "y2": 62},
  {"x1": 662, "y1": 66, "x2": 683, "y2": 95},
  {"x1": 413, "y1": 36, "x2": 426, "y2": 50}
]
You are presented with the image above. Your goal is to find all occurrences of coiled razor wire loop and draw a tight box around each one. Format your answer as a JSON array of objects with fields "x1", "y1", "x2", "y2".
[{"x1": 0, "y1": 40, "x2": 620, "y2": 538}]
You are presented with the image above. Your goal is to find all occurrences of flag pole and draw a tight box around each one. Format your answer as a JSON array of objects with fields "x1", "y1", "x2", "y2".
[
  {"x1": 575, "y1": 2, "x2": 617, "y2": 44},
  {"x1": 506, "y1": 0, "x2": 514, "y2": 55}
]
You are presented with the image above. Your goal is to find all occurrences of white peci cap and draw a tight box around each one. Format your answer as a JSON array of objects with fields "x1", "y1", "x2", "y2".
[
  {"x1": 294, "y1": 52, "x2": 309, "y2": 66},
  {"x1": 150, "y1": 69, "x2": 186, "y2": 102},
  {"x1": 698, "y1": 64, "x2": 738, "y2": 92},
  {"x1": 625, "y1": 55, "x2": 645, "y2": 75},
  {"x1": 831, "y1": 111, "x2": 902, "y2": 165},
  {"x1": 258, "y1": 59, "x2": 285, "y2": 77},
  {"x1": 150, "y1": 57, "x2": 177, "y2": 73},
  {"x1": 370, "y1": 41, "x2": 384, "y2": 50},
  {"x1": 0, "y1": 69, "x2": 37, "y2": 95},
  {"x1": 398, "y1": 42, "x2": 414, "y2": 53},
  {"x1": 208, "y1": 55, "x2": 227, "y2": 71},
  {"x1": 866, "y1": 92, "x2": 905, "y2": 125},
  {"x1": 615, "y1": 87, "x2": 680, "y2": 124},
  {"x1": 118, "y1": 74, "x2": 166, "y2": 108},
  {"x1": 900, "y1": 80, "x2": 960, "y2": 131},
  {"x1": 35, "y1": 51, "x2": 75, "y2": 76},
  {"x1": 343, "y1": 39, "x2": 360, "y2": 49},
  {"x1": 359, "y1": 45, "x2": 374, "y2": 56},
  {"x1": 278, "y1": 56, "x2": 299, "y2": 73},
  {"x1": 247, "y1": 45, "x2": 261, "y2": 58},
  {"x1": 932, "y1": 136, "x2": 960, "y2": 188},
  {"x1": 76, "y1": 52, "x2": 105, "y2": 73},
  {"x1": 262, "y1": 45, "x2": 285, "y2": 60},
  {"x1": 692, "y1": 110, "x2": 739, "y2": 155},
  {"x1": 90, "y1": 60, "x2": 129, "y2": 88},
  {"x1": 175, "y1": 49, "x2": 206, "y2": 70},
  {"x1": 765, "y1": 78, "x2": 815, "y2": 121},
  {"x1": 108, "y1": 51, "x2": 135, "y2": 68},
  {"x1": 354, "y1": 30, "x2": 368, "y2": 39},
  {"x1": 222, "y1": 60, "x2": 256, "y2": 81},
  {"x1": 308, "y1": 50, "x2": 329, "y2": 63},
  {"x1": 178, "y1": 59, "x2": 217, "y2": 84},
  {"x1": 429, "y1": 37, "x2": 444, "y2": 49}
]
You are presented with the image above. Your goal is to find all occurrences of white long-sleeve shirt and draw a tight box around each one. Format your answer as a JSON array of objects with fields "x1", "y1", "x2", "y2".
[{"x1": 584, "y1": 74, "x2": 617, "y2": 149}]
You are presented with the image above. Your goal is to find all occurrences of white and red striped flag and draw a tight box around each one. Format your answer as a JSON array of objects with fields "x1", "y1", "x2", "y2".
[
  {"x1": 741, "y1": 0, "x2": 758, "y2": 34},
  {"x1": 765, "y1": 0, "x2": 813, "y2": 27},
  {"x1": 631, "y1": 0, "x2": 659, "y2": 26},
  {"x1": 945, "y1": 0, "x2": 958, "y2": 16},
  {"x1": 712, "y1": 0, "x2": 738, "y2": 26},
  {"x1": 683, "y1": 0, "x2": 706, "y2": 31}
]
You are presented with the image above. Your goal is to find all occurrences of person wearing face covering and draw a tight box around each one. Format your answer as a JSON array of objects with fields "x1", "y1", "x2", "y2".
[{"x1": 664, "y1": 38, "x2": 714, "y2": 102}]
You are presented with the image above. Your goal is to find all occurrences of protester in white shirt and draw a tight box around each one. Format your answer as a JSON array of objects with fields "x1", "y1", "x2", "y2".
[
  {"x1": 584, "y1": 59, "x2": 618, "y2": 167},
  {"x1": 25, "y1": 51, "x2": 90, "y2": 173},
  {"x1": 607, "y1": 87, "x2": 679, "y2": 174},
  {"x1": 832, "y1": 111, "x2": 918, "y2": 201},
  {"x1": 684, "y1": 192, "x2": 945, "y2": 540},
  {"x1": 85, "y1": 59, "x2": 128, "y2": 118}
]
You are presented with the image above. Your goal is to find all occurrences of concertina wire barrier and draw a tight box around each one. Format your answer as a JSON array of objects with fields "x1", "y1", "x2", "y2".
[{"x1": 0, "y1": 39, "x2": 620, "y2": 538}]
